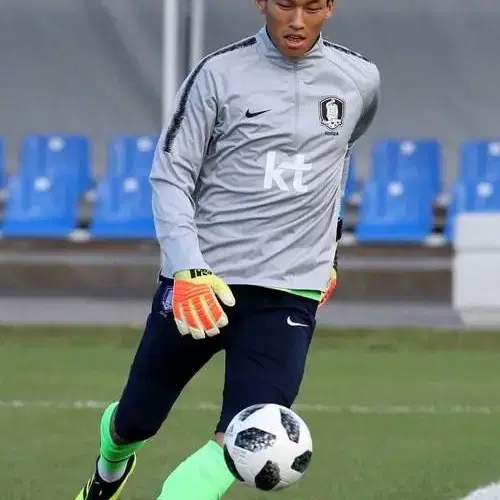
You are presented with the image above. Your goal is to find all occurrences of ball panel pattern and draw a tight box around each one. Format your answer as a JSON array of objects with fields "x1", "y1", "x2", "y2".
[
  {"x1": 237, "y1": 404, "x2": 266, "y2": 421},
  {"x1": 279, "y1": 408, "x2": 300, "y2": 443},
  {"x1": 254, "y1": 460, "x2": 281, "y2": 491},
  {"x1": 223, "y1": 403, "x2": 313, "y2": 491},
  {"x1": 223, "y1": 445, "x2": 245, "y2": 482},
  {"x1": 235, "y1": 428, "x2": 277, "y2": 452},
  {"x1": 291, "y1": 450, "x2": 312, "y2": 473}
]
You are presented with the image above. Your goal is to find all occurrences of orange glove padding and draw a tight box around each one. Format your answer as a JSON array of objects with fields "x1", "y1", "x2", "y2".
[
  {"x1": 320, "y1": 219, "x2": 342, "y2": 308},
  {"x1": 319, "y1": 266, "x2": 337, "y2": 307},
  {"x1": 173, "y1": 269, "x2": 236, "y2": 339}
]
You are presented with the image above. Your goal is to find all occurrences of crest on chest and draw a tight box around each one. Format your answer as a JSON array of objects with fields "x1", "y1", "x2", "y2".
[{"x1": 318, "y1": 97, "x2": 345, "y2": 136}]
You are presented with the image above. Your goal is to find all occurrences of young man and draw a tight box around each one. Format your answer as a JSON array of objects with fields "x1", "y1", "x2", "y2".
[{"x1": 74, "y1": 0, "x2": 379, "y2": 498}]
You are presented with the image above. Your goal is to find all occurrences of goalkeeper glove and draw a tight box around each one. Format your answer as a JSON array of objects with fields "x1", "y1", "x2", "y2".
[
  {"x1": 319, "y1": 217, "x2": 342, "y2": 307},
  {"x1": 319, "y1": 251, "x2": 338, "y2": 307},
  {"x1": 172, "y1": 269, "x2": 235, "y2": 340}
]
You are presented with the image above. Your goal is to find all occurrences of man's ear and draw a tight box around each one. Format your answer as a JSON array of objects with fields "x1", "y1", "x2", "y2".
[
  {"x1": 326, "y1": 0, "x2": 336, "y2": 19},
  {"x1": 254, "y1": 0, "x2": 266, "y2": 14}
]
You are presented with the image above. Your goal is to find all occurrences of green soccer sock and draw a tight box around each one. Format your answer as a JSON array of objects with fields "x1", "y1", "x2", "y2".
[
  {"x1": 98, "y1": 402, "x2": 146, "y2": 478},
  {"x1": 157, "y1": 440, "x2": 235, "y2": 500}
]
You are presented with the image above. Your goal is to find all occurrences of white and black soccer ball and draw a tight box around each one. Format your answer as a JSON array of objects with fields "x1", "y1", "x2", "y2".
[{"x1": 223, "y1": 403, "x2": 313, "y2": 491}]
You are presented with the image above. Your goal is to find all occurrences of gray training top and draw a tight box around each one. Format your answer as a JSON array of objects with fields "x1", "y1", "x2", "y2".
[{"x1": 150, "y1": 26, "x2": 380, "y2": 292}]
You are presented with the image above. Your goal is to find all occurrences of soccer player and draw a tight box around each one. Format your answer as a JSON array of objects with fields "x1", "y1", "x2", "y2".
[{"x1": 74, "y1": 0, "x2": 379, "y2": 498}]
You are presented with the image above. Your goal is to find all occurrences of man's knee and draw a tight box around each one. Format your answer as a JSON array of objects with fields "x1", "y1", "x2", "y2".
[
  {"x1": 216, "y1": 379, "x2": 293, "y2": 436},
  {"x1": 112, "y1": 401, "x2": 165, "y2": 443}
]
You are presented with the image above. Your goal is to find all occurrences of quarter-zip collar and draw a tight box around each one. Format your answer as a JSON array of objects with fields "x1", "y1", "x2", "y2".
[{"x1": 256, "y1": 26, "x2": 325, "y2": 70}]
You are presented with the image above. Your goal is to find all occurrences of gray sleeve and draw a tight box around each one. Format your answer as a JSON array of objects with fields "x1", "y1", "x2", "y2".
[
  {"x1": 340, "y1": 65, "x2": 380, "y2": 198},
  {"x1": 149, "y1": 64, "x2": 218, "y2": 275}
]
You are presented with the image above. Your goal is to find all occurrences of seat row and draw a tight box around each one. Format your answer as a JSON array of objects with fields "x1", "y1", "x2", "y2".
[
  {"x1": 0, "y1": 134, "x2": 157, "y2": 238},
  {"x1": 349, "y1": 138, "x2": 500, "y2": 241},
  {"x1": 0, "y1": 134, "x2": 498, "y2": 241}
]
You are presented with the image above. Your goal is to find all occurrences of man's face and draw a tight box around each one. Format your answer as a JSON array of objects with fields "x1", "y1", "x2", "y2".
[{"x1": 255, "y1": 0, "x2": 334, "y2": 58}]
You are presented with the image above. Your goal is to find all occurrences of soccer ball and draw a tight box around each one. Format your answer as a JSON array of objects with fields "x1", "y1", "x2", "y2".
[{"x1": 223, "y1": 403, "x2": 313, "y2": 491}]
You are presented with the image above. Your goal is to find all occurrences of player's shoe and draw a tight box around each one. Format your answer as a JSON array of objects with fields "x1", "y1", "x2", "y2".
[{"x1": 74, "y1": 454, "x2": 136, "y2": 500}]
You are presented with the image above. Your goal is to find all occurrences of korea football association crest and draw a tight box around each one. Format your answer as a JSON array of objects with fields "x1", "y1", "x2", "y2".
[{"x1": 319, "y1": 97, "x2": 345, "y2": 132}]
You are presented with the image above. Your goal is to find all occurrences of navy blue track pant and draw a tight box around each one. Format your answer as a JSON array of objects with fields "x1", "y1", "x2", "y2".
[{"x1": 114, "y1": 278, "x2": 317, "y2": 443}]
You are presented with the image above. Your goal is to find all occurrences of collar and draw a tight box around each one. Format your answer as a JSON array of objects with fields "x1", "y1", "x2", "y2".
[{"x1": 256, "y1": 26, "x2": 325, "y2": 69}]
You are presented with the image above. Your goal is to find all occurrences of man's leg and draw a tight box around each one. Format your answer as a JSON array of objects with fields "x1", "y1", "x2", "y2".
[
  {"x1": 154, "y1": 293, "x2": 242, "y2": 500},
  {"x1": 155, "y1": 439, "x2": 236, "y2": 500},
  {"x1": 218, "y1": 286, "x2": 316, "y2": 432},
  {"x1": 216, "y1": 287, "x2": 317, "y2": 490},
  {"x1": 156, "y1": 286, "x2": 317, "y2": 499},
  {"x1": 75, "y1": 279, "x2": 222, "y2": 500}
]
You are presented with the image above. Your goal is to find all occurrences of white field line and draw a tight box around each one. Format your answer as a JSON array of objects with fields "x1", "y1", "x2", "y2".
[
  {"x1": 2, "y1": 399, "x2": 499, "y2": 499},
  {"x1": 2, "y1": 399, "x2": 498, "y2": 499},
  {"x1": 1, "y1": 400, "x2": 500, "y2": 414}
]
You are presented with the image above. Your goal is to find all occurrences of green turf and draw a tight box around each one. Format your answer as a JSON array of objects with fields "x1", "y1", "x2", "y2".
[{"x1": 2, "y1": 326, "x2": 500, "y2": 500}]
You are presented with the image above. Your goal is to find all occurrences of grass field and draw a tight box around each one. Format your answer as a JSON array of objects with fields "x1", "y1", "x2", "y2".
[{"x1": 2, "y1": 325, "x2": 500, "y2": 500}]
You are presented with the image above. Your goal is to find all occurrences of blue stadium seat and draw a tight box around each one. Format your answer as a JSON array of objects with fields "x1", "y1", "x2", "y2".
[
  {"x1": 89, "y1": 175, "x2": 155, "y2": 239},
  {"x1": 20, "y1": 134, "x2": 91, "y2": 196},
  {"x1": 1, "y1": 174, "x2": 79, "y2": 237},
  {"x1": 371, "y1": 138, "x2": 442, "y2": 200},
  {"x1": 107, "y1": 135, "x2": 158, "y2": 179},
  {"x1": 355, "y1": 179, "x2": 433, "y2": 242},
  {"x1": 458, "y1": 140, "x2": 500, "y2": 182},
  {"x1": 445, "y1": 179, "x2": 500, "y2": 241}
]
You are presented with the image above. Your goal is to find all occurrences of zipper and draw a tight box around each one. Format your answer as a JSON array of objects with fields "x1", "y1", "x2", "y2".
[{"x1": 294, "y1": 64, "x2": 300, "y2": 152}]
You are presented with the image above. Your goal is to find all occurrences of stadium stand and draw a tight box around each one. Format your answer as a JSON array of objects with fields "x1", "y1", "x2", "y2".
[
  {"x1": 19, "y1": 134, "x2": 91, "y2": 196},
  {"x1": 1, "y1": 135, "x2": 89, "y2": 238},
  {"x1": 89, "y1": 175, "x2": 156, "y2": 239},
  {"x1": 369, "y1": 139, "x2": 442, "y2": 201},
  {"x1": 89, "y1": 135, "x2": 157, "y2": 239},
  {"x1": 458, "y1": 140, "x2": 500, "y2": 183},
  {"x1": 355, "y1": 178, "x2": 433, "y2": 243},
  {"x1": 106, "y1": 135, "x2": 158, "y2": 178},
  {"x1": 353, "y1": 139, "x2": 438, "y2": 243},
  {"x1": 445, "y1": 141, "x2": 500, "y2": 241},
  {"x1": 1, "y1": 174, "x2": 79, "y2": 238},
  {"x1": 0, "y1": 134, "x2": 498, "y2": 244}
]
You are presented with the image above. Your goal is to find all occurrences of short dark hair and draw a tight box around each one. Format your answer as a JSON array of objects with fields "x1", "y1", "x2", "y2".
[{"x1": 266, "y1": 0, "x2": 335, "y2": 3}]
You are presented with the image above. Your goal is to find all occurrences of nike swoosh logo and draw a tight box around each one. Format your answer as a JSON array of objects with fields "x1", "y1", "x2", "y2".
[
  {"x1": 245, "y1": 109, "x2": 270, "y2": 118},
  {"x1": 287, "y1": 316, "x2": 308, "y2": 328}
]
